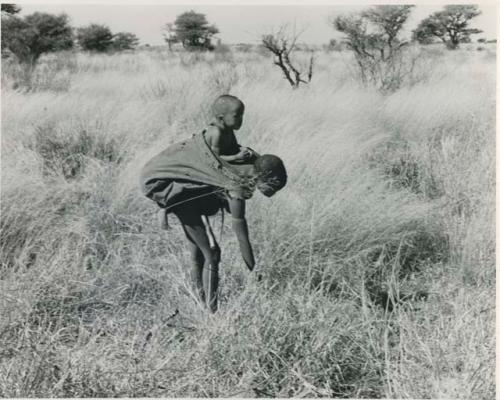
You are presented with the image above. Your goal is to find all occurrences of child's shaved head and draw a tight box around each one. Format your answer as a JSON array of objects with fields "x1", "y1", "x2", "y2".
[{"x1": 212, "y1": 95, "x2": 244, "y2": 117}]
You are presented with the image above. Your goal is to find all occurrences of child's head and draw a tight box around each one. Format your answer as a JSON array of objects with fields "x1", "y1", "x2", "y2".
[
  {"x1": 211, "y1": 95, "x2": 245, "y2": 130},
  {"x1": 254, "y1": 154, "x2": 287, "y2": 197}
]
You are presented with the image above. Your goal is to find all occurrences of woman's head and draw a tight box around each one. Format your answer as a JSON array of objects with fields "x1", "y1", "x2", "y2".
[{"x1": 254, "y1": 154, "x2": 287, "y2": 197}]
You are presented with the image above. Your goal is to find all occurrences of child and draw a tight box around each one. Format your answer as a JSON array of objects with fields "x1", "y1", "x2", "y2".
[{"x1": 204, "y1": 94, "x2": 255, "y2": 164}]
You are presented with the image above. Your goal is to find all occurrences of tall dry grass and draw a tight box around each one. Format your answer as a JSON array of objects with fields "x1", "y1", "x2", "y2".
[{"x1": 0, "y1": 45, "x2": 495, "y2": 398}]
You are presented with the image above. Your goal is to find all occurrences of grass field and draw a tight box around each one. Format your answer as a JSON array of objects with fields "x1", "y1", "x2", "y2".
[{"x1": 0, "y1": 44, "x2": 495, "y2": 398}]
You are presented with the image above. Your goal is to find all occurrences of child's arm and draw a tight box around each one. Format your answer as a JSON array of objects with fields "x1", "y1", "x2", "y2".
[
  {"x1": 220, "y1": 152, "x2": 247, "y2": 163},
  {"x1": 205, "y1": 127, "x2": 224, "y2": 157},
  {"x1": 227, "y1": 196, "x2": 255, "y2": 271},
  {"x1": 205, "y1": 127, "x2": 252, "y2": 163},
  {"x1": 220, "y1": 147, "x2": 255, "y2": 163}
]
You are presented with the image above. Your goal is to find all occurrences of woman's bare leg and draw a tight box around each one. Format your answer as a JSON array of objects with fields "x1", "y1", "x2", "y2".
[
  {"x1": 203, "y1": 262, "x2": 219, "y2": 313},
  {"x1": 202, "y1": 215, "x2": 221, "y2": 264},
  {"x1": 174, "y1": 207, "x2": 220, "y2": 312},
  {"x1": 186, "y1": 240, "x2": 205, "y2": 304},
  {"x1": 201, "y1": 215, "x2": 220, "y2": 312}
]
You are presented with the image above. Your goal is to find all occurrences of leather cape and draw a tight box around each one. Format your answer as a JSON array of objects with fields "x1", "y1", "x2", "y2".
[{"x1": 140, "y1": 132, "x2": 254, "y2": 211}]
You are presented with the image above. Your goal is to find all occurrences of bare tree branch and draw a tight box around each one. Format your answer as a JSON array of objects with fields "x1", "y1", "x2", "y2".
[{"x1": 261, "y1": 24, "x2": 314, "y2": 88}]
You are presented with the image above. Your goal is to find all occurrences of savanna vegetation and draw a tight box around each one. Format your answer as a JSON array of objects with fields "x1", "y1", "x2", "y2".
[{"x1": 0, "y1": 4, "x2": 495, "y2": 399}]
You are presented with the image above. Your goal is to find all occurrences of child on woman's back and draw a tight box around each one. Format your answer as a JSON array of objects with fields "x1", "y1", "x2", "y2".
[{"x1": 204, "y1": 94, "x2": 255, "y2": 164}]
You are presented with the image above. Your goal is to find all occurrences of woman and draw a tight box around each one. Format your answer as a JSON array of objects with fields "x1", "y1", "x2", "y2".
[{"x1": 140, "y1": 132, "x2": 287, "y2": 312}]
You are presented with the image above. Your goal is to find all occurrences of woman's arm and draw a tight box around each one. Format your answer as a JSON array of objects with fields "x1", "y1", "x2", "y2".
[{"x1": 227, "y1": 196, "x2": 255, "y2": 271}]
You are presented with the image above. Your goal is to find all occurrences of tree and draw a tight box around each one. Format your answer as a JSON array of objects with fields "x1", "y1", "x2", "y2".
[
  {"x1": 162, "y1": 22, "x2": 177, "y2": 50},
  {"x1": 1, "y1": 3, "x2": 20, "y2": 14},
  {"x1": 413, "y1": 5, "x2": 482, "y2": 49},
  {"x1": 172, "y1": 10, "x2": 219, "y2": 51},
  {"x1": 77, "y1": 24, "x2": 113, "y2": 52},
  {"x1": 332, "y1": 5, "x2": 414, "y2": 62},
  {"x1": 261, "y1": 25, "x2": 314, "y2": 88},
  {"x1": 331, "y1": 5, "x2": 415, "y2": 91},
  {"x1": 1, "y1": 12, "x2": 73, "y2": 64},
  {"x1": 111, "y1": 32, "x2": 139, "y2": 51}
]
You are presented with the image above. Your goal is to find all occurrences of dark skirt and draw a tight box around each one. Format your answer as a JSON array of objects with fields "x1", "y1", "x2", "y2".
[{"x1": 145, "y1": 178, "x2": 228, "y2": 217}]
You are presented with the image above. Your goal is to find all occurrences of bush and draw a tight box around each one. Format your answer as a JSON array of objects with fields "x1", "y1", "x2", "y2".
[
  {"x1": 77, "y1": 24, "x2": 114, "y2": 52},
  {"x1": 324, "y1": 38, "x2": 343, "y2": 52},
  {"x1": 1, "y1": 12, "x2": 73, "y2": 64},
  {"x1": 234, "y1": 43, "x2": 253, "y2": 53},
  {"x1": 2, "y1": 51, "x2": 76, "y2": 92},
  {"x1": 332, "y1": 6, "x2": 416, "y2": 92},
  {"x1": 171, "y1": 10, "x2": 218, "y2": 51},
  {"x1": 26, "y1": 122, "x2": 122, "y2": 179},
  {"x1": 111, "y1": 32, "x2": 139, "y2": 51},
  {"x1": 1, "y1": 3, "x2": 20, "y2": 14},
  {"x1": 213, "y1": 43, "x2": 231, "y2": 55}
]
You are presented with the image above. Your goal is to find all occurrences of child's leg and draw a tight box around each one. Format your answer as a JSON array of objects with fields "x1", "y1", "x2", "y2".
[{"x1": 174, "y1": 206, "x2": 220, "y2": 312}]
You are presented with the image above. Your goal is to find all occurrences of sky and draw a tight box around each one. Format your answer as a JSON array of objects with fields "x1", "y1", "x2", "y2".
[{"x1": 18, "y1": 2, "x2": 497, "y2": 46}]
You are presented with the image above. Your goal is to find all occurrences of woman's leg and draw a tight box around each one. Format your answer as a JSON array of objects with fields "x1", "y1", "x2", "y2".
[
  {"x1": 201, "y1": 215, "x2": 220, "y2": 313},
  {"x1": 203, "y1": 261, "x2": 219, "y2": 313},
  {"x1": 174, "y1": 206, "x2": 220, "y2": 312},
  {"x1": 186, "y1": 239, "x2": 205, "y2": 304},
  {"x1": 202, "y1": 215, "x2": 221, "y2": 264}
]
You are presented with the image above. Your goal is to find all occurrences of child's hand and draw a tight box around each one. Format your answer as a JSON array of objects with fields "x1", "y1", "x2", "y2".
[{"x1": 238, "y1": 147, "x2": 253, "y2": 161}]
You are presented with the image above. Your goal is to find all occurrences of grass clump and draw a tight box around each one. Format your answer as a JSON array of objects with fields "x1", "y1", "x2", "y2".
[{"x1": 28, "y1": 122, "x2": 122, "y2": 179}]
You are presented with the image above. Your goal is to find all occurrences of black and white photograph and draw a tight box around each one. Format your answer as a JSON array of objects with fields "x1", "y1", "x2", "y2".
[{"x1": 0, "y1": 1, "x2": 496, "y2": 398}]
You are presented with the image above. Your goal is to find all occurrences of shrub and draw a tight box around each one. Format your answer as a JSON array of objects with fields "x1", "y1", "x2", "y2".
[
  {"x1": 111, "y1": 32, "x2": 139, "y2": 51},
  {"x1": 2, "y1": 51, "x2": 76, "y2": 92},
  {"x1": 331, "y1": 5, "x2": 416, "y2": 92},
  {"x1": 1, "y1": 3, "x2": 20, "y2": 14},
  {"x1": 77, "y1": 24, "x2": 114, "y2": 52},
  {"x1": 1, "y1": 12, "x2": 73, "y2": 64},
  {"x1": 170, "y1": 10, "x2": 218, "y2": 51},
  {"x1": 27, "y1": 122, "x2": 122, "y2": 179},
  {"x1": 234, "y1": 43, "x2": 252, "y2": 53}
]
